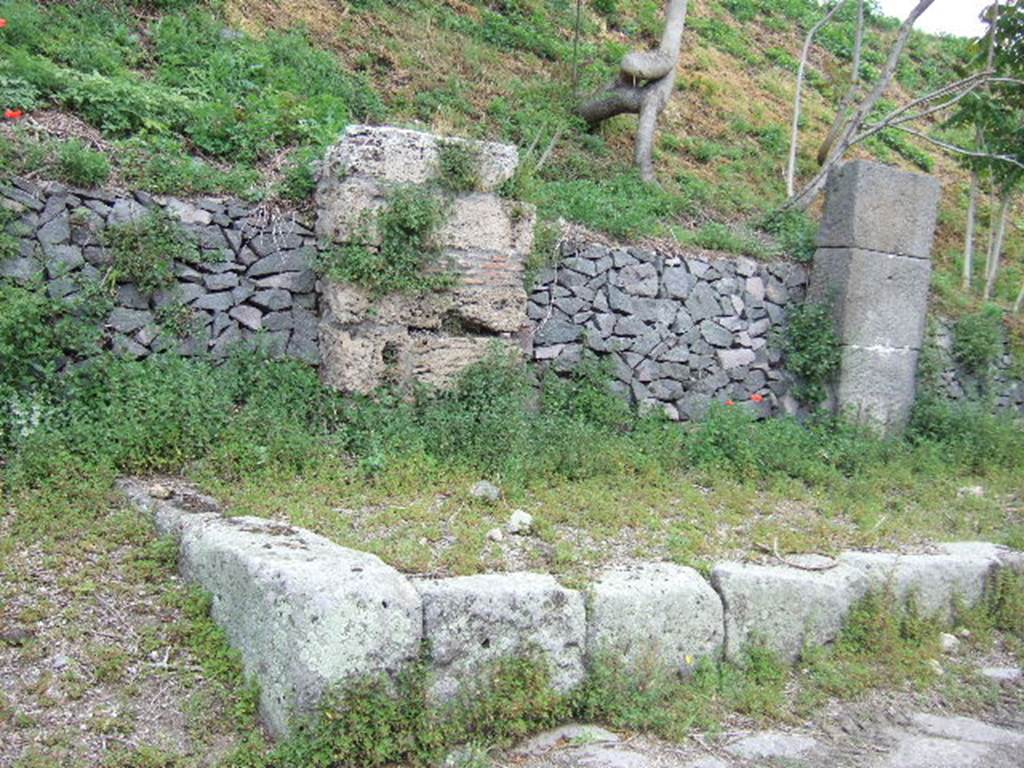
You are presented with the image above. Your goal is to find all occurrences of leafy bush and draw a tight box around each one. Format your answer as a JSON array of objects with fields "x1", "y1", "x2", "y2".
[
  {"x1": 437, "y1": 140, "x2": 481, "y2": 193},
  {"x1": 782, "y1": 301, "x2": 841, "y2": 405},
  {"x1": 102, "y1": 211, "x2": 202, "y2": 294},
  {"x1": 57, "y1": 139, "x2": 111, "y2": 187},
  {"x1": 953, "y1": 306, "x2": 1004, "y2": 377},
  {"x1": 760, "y1": 208, "x2": 818, "y2": 263},
  {"x1": 317, "y1": 185, "x2": 453, "y2": 296}
]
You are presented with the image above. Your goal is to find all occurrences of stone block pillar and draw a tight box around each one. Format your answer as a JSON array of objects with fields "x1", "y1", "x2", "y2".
[
  {"x1": 809, "y1": 160, "x2": 941, "y2": 434},
  {"x1": 314, "y1": 125, "x2": 534, "y2": 393}
]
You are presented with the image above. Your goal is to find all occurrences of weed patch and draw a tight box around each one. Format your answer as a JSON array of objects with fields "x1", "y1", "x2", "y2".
[{"x1": 102, "y1": 211, "x2": 203, "y2": 294}]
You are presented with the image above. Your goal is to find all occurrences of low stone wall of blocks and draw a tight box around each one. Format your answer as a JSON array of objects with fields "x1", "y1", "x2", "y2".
[{"x1": 120, "y1": 478, "x2": 1024, "y2": 740}]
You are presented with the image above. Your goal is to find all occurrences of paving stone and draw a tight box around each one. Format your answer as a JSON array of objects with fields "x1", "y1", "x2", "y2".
[{"x1": 725, "y1": 731, "x2": 820, "y2": 761}]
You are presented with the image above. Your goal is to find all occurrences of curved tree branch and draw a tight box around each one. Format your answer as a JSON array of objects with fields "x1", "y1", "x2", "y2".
[{"x1": 578, "y1": 0, "x2": 689, "y2": 182}]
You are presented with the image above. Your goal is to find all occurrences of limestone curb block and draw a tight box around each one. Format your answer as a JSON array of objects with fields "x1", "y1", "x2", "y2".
[
  {"x1": 839, "y1": 542, "x2": 1006, "y2": 620},
  {"x1": 179, "y1": 516, "x2": 423, "y2": 738},
  {"x1": 120, "y1": 480, "x2": 1024, "y2": 738},
  {"x1": 116, "y1": 478, "x2": 218, "y2": 538},
  {"x1": 710, "y1": 557, "x2": 868, "y2": 662},
  {"x1": 587, "y1": 563, "x2": 724, "y2": 669},
  {"x1": 122, "y1": 480, "x2": 422, "y2": 739},
  {"x1": 413, "y1": 573, "x2": 586, "y2": 703}
]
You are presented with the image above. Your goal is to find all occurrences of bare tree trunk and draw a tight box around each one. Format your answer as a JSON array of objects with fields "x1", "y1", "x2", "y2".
[
  {"x1": 578, "y1": 0, "x2": 688, "y2": 183},
  {"x1": 787, "y1": 0, "x2": 937, "y2": 210},
  {"x1": 786, "y1": 0, "x2": 852, "y2": 197},
  {"x1": 963, "y1": 171, "x2": 979, "y2": 290},
  {"x1": 966, "y1": 2, "x2": 1001, "y2": 293},
  {"x1": 852, "y1": 0, "x2": 865, "y2": 84},
  {"x1": 983, "y1": 192, "x2": 1011, "y2": 301},
  {"x1": 1014, "y1": 280, "x2": 1024, "y2": 314}
]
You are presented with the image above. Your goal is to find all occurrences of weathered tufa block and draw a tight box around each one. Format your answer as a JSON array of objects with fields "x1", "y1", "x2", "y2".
[
  {"x1": 178, "y1": 515, "x2": 422, "y2": 738},
  {"x1": 711, "y1": 558, "x2": 867, "y2": 662},
  {"x1": 839, "y1": 543, "x2": 1005, "y2": 621},
  {"x1": 816, "y1": 160, "x2": 942, "y2": 260},
  {"x1": 414, "y1": 573, "x2": 586, "y2": 703},
  {"x1": 810, "y1": 248, "x2": 931, "y2": 350},
  {"x1": 320, "y1": 124, "x2": 519, "y2": 193},
  {"x1": 587, "y1": 563, "x2": 724, "y2": 669},
  {"x1": 316, "y1": 126, "x2": 532, "y2": 394}
]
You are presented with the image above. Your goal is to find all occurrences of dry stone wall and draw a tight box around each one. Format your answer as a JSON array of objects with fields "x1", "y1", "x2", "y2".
[
  {"x1": 527, "y1": 241, "x2": 809, "y2": 420},
  {"x1": 0, "y1": 177, "x2": 320, "y2": 364},
  {"x1": 931, "y1": 320, "x2": 1024, "y2": 414}
]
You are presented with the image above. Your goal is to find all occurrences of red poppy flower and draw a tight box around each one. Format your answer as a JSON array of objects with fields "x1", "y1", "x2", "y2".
[
  {"x1": 0, "y1": 19, "x2": 7, "y2": 28},
  {"x1": 751, "y1": 393, "x2": 764, "y2": 403},
  {"x1": 725, "y1": 400, "x2": 735, "y2": 406},
  {"x1": 4, "y1": 109, "x2": 23, "y2": 120}
]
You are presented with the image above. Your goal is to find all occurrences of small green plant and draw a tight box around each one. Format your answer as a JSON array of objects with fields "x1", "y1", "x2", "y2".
[
  {"x1": 760, "y1": 208, "x2": 818, "y2": 263},
  {"x1": 782, "y1": 301, "x2": 841, "y2": 405},
  {"x1": 953, "y1": 306, "x2": 1004, "y2": 378},
  {"x1": 0, "y1": 207, "x2": 20, "y2": 261},
  {"x1": 798, "y1": 587, "x2": 943, "y2": 708},
  {"x1": 317, "y1": 185, "x2": 454, "y2": 296},
  {"x1": 270, "y1": 651, "x2": 565, "y2": 768},
  {"x1": 102, "y1": 211, "x2": 201, "y2": 294},
  {"x1": 57, "y1": 139, "x2": 111, "y2": 187},
  {"x1": 437, "y1": 140, "x2": 481, "y2": 193}
]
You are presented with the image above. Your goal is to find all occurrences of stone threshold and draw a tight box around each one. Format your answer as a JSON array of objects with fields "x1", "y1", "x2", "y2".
[{"x1": 118, "y1": 477, "x2": 1024, "y2": 740}]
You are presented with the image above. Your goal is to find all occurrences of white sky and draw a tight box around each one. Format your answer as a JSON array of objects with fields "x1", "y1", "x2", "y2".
[{"x1": 876, "y1": 0, "x2": 989, "y2": 38}]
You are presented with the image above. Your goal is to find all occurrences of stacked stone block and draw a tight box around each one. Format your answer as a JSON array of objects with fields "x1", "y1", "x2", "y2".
[
  {"x1": 0, "y1": 177, "x2": 320, "y2": 364},
  {"x1": 315, "y1": 125, "x2": 534, "y2": 394},
  {"x1": 809, "y1": 160, "x2": 942, "y2": 433},
  {"x1": 528, "y1": 241, "x2": 808, "y2": 420}
]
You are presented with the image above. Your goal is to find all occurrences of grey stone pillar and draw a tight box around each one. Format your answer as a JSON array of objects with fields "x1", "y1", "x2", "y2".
[{"x1": 809, "y1": 160, "x2": 941, "y2": 434}]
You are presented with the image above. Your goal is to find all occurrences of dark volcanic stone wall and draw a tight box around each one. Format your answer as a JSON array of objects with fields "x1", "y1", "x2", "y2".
[
  {"x1": 527, "y1": 240, "x2": 809, "y2": 421},
  {"x1": 0, "y1": 177, "x2": 319, "y2": 364}
]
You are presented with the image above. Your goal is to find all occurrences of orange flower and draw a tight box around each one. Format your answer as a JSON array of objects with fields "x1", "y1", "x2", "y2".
[
  {"x1": 4, "y1": 109, "x2": 23, "y2": 120},
  {"x1": 725, "y1": 400, "x2": 735, "y2": 406},
  {"x1": 751, "y1": 393, "x2": 764, "y2": 403}
]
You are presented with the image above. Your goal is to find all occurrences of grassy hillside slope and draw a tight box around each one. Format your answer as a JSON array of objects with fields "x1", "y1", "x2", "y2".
[{"x1": 0, "y1": 0, "x2": 1020, "y2": 317}]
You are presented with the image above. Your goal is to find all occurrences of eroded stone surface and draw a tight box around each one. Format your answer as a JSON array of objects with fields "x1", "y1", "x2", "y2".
[
  {"x1": 724, "y1": 730, "x2": 820, "y2": 760},
  {"x1": 711, "y1": 557, "x2": 867, "y2": 662},
  {"x1": 129, "y1": 495, "x2": 426, "y2": 739},
  {"x1": 839, "y1": 543, "x2": 1003, "y2": 620},
  {"x1": 414, "y1": 573, "x2": 586, "y2": 703},
  {"x1": 587, "y1": 563, "x2": 723, "y2": 669}
]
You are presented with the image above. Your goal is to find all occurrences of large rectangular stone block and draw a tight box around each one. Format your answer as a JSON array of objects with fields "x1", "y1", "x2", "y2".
[
  {"x1": 810, "y1": 247, "x2": 931, "y2": 350},
  {"x1": 414, "y1": 573, "x2": 586, "y2": 703},
  {"x1": 839, "y1": 543, "x2": 1004, "y2": 621},
  {"x1": 587, "y1": 563, "x2": 724, "y2": 670},
  {"x1": 177, "y1": 515, "x2": 422, "y2": 738},
  {"x1": 836, "y1": 344, "x2": 920, "y2": 434},
  {"x1": 816, "y1": 160, "x2": 942, "y2": 259},
  {"x1": 711, "y1": 558, "x2": 867, "y2": 662},
  {"x1": 318, "y1": 124, "x2": 519, "y2": 193}
]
